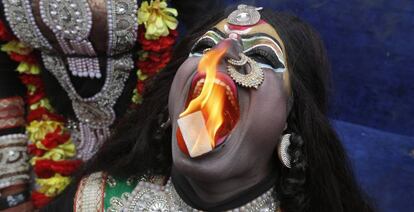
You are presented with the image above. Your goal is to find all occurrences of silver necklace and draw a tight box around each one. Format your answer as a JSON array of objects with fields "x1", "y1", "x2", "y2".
[
  {"x1": 106, "y1": 0, "x2": 138, "y2": 55},
  {"x1": 2, "y1": 0, "x2": 53, "y2": 50},
  {"x1": 39, "y1": 0, "x2": 101, "y2": 78},
  {"x1": 41, "y1": 53, "x2": 133, "y2": 160},
  {"x1": 113, "y1": 179, "x2": 279, "y2": 212},
  {"x1": 3, "y1": 0, "x2": 138, "y2": 160}
]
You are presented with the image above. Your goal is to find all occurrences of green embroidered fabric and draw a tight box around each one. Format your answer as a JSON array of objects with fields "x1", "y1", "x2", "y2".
[{"x1": 104, "y1": 176, "x2": 137, "y2": 210}]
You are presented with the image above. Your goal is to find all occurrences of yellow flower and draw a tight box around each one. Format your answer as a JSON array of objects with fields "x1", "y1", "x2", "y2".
[
  {"x1": 132, "y1": 89, "x2": 143, "y2": 104},
  {"x1": 27, "y1": 85, "x2": 37, "y2": 95},
  {"x1": 30, "y1": 99, "x2": 53, "y2": 111},
  {"x1": 27, "y1": 120, "x2": 63, "y2": 142},
  {"x1": 137, "y1": 69, "x2": 148, "y2": 81},
  {"x1": 138, "y1": 0, "x2": 178, "y2": 40},
  {"x1": 17, "y1": 62, "x2": 40, "y2": 74},
  {"x1": 31, "y1": 141, "x2": 76, "y2": 164},
  {"x1": 36, "y1": 174, "x2": 71, "y2": 197},
  {"x1": 1, "y1": 40, "x2": 32, "y2": 55}
]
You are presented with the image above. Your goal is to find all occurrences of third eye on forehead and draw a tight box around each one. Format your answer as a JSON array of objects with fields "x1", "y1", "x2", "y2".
[{"x1": 190, "y1": 29, "x2": 286, "y2": 72}]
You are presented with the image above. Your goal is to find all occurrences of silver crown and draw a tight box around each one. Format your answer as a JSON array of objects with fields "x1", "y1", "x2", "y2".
[{"x1": 227, "y1": 4, "x2": 263, "y2": 26}]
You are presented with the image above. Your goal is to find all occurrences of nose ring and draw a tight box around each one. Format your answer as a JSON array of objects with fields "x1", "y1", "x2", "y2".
[{"x1": 227, "y1": 53, "x2": 264, "y2": 89}]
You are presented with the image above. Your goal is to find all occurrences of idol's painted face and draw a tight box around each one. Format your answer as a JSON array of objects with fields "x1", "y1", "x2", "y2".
[{"x1": 168, "y1": 19, "x2": 291, "y2": 181}]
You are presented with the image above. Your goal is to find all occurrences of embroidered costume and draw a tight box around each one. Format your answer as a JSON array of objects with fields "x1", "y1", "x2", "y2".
[{"x1": 73, "y1": 173, "x2": 280, "y2": 212}]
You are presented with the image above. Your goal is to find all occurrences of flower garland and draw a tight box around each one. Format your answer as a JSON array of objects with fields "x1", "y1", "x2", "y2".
[
  {"x1": 0, "y1": 0, "x2": 177, "y2": 208},
  {"x1": 0, "y1": 21, "x2": 80, "y2": 208},
  {"x1": 133, "y1": 0, "x2": 178, "y2": 104}
]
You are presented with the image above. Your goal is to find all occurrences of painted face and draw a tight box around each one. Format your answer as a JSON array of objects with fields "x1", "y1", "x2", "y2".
[{"x1": 168, "y1": 19, "x2": 291, "y2": 181}]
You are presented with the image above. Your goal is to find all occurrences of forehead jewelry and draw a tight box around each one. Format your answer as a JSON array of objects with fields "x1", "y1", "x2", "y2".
[
  {"x1": 227, "y1": 54, "x2": 264, "y2": 89},
  {"x1": 227, "y1": 4, "x2": 263, "y2": 26}
]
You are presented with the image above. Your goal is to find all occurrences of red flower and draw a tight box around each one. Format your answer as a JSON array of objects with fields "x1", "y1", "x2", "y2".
[
  {"x1": 34, "y1": 159, "x2": 82, "y2": 178},
  {"x1": 137, "y1": 50, "x2": 172, "y2": 76},
  {"x1": 137, "y1": 80, "x2": 145, "y2": 94},
  {"x1": 0, "y1": 20, "x2": 14, "y2": 41},
  {"x1": 19, "y1": 74, "x2": 44, "y2": 89},
  {"x1": 27, "y1": 91, "x2": 45, "y2": 105},
  {"x1": 32, "y1": 191, "x2": 52, "y2": 209},
  {"x1": 27, "y1": 107, "x2": 65, "y2": 122},
  {"x1": 28, "y1": 144, "x2": 46, "y2": 157},
  {"x1": 158, "y1": 29, "x2": 178, "y2": 47},
  {"x1": 41, "y1": 127, "x2": 70, "y2": 149},
  {"x1": 10, "y1": 52, "x2": 38, "y2": 64},
  {"x1": 138, "y1": 27, "x2": 178, "y2": 52}
]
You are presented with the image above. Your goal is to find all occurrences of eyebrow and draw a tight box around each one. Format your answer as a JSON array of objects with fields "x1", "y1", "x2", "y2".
[{"x1": 210, "y1": 27, "x2": 283, "y2": 49}]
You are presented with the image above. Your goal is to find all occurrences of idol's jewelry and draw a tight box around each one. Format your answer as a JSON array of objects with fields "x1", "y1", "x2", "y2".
[
  {"x1": 4, "y1": 0, "x2": 137, "y2": 78},
  {"x1": 227, "y1": 4, "x2": 263, "y2": 26},
  {"x1": 0, "y1": 189, "x2": 30, "y2": 210},
  {"x1": 0, "y1": 117, "x2": 25, "y2": 130},
  {"x1": 42, "y1": 53, "x2": 133, "y2": 160},
  {"x1": 0, "y1": 97, "x2": 25, "y2": 130},
  {"x1": 0, "y1": 107, "x2": 24, "y2": 119},
  {"x1": 278, "y1": 134, "x2": 292, "y2": 168},
  {"x1": 0, "y1": 134, "x2": 30, "y2": 190},
  {"x1": 227, "y1": 55, "x2": 264, "y2": 89},
  {"x1": 121, "y1": 179, "x2": 279, "y2": 212},
  {"x1": 0, "y1": 97, "x2": 24, "y2": 111},
  {"x1": 39, "y1": 0, "x2": 102, "y2": 78},
  {"x1": 106, "y1": 0, "x2": 138, "y2": 55},
  {"x1": 1, "y1": 0, "x2": 53, "y2": 50},
  {"x1": 3, "y1": 0, "x2": 138, "y2": 159},
  {"x1": 5, "y1": 0, "x2": 137, "y2": 158},
  {"x1": 227, "y1": 53, "x2": 248, "y2": 66}
]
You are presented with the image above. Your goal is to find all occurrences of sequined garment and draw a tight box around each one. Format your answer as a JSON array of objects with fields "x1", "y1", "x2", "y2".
[
  {"x1": 1, "y1": 0, "x2": 138, "y2": 160},
  {"x1": 75, "y1": 173, "x2": 280, "y2": 212}
]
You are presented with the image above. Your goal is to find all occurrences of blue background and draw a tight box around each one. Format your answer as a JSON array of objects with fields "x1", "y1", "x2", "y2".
[{"x1": 220, "y1": 1, "x2": 414, "y2": 211}]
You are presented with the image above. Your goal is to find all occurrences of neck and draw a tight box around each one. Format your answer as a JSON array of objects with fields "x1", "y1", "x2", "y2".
[{"x1": 171, "y1": 161, "x2": 277, "y2": 210}]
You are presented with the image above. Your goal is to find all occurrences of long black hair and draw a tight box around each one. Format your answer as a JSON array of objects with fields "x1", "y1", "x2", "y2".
[
  {"x1": 78, "y1": 8, "x2": 374, "y2": 212},
  {"x1": 260, "y1": 11, "x2": 374, "y2": 212}
]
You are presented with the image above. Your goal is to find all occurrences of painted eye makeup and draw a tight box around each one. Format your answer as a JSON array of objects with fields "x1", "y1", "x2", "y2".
[
  {"x1": 246, "y1": 47, "x2": 284, "y2": 70},
  {"x1": 190, "y1": 38, "x2": 216, "y2": 56},
  {"x1": 189, "y1": 29, "x2": 286, "y2": 73},
  {"x1": 189, "y1": 30, "x2": 223, "y2": 57}
]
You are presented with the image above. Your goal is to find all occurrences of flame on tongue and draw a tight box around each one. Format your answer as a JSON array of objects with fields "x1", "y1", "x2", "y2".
[{"x1": 177, "y1": 45, "x2": 228, "y2": 157}]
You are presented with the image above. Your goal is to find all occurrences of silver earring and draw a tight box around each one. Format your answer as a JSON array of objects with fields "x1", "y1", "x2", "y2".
[{"x1": 278, "y1": 134, "x2": 291, "y2": 168}]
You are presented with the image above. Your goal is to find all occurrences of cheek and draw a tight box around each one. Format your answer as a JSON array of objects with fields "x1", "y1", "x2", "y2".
[
  {"x1": 169, "y1": 57, "x2": 200, "y2": 101},
  {"x1": 171, "y1": 57, "x2": 200, "y2": 88},
  {"x1": 250, "y1": 70, "x2": 288, "y2": 148}
]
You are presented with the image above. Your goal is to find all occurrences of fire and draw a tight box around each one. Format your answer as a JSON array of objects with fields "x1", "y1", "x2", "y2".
[{"x1": 180, "y1": 46, "x2": 228, "y2": 148}]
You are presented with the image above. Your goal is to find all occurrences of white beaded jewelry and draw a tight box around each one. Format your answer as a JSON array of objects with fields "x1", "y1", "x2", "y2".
[{"x1": 0, "y1": 134, "x2": 30, "y2": 190}]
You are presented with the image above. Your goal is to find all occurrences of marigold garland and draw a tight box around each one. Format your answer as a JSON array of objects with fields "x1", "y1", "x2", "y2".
[
  {"x1": 138, "y1": 0, "x2": 178, "y2": 39},
  {"x1": 133, "y1": 0, "x2": 178, "y2": 104},
  {"x1": 0, "y1": 0, "x2": 178, "y2": 208},
  {"x1": 0, "y1": 20, "x2": 81, "y2": 208}
]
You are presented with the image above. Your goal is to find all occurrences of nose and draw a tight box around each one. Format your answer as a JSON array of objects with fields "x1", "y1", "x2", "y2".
[{"x1": 209, "y1": 38, "x2": 248, "y2": 75}]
